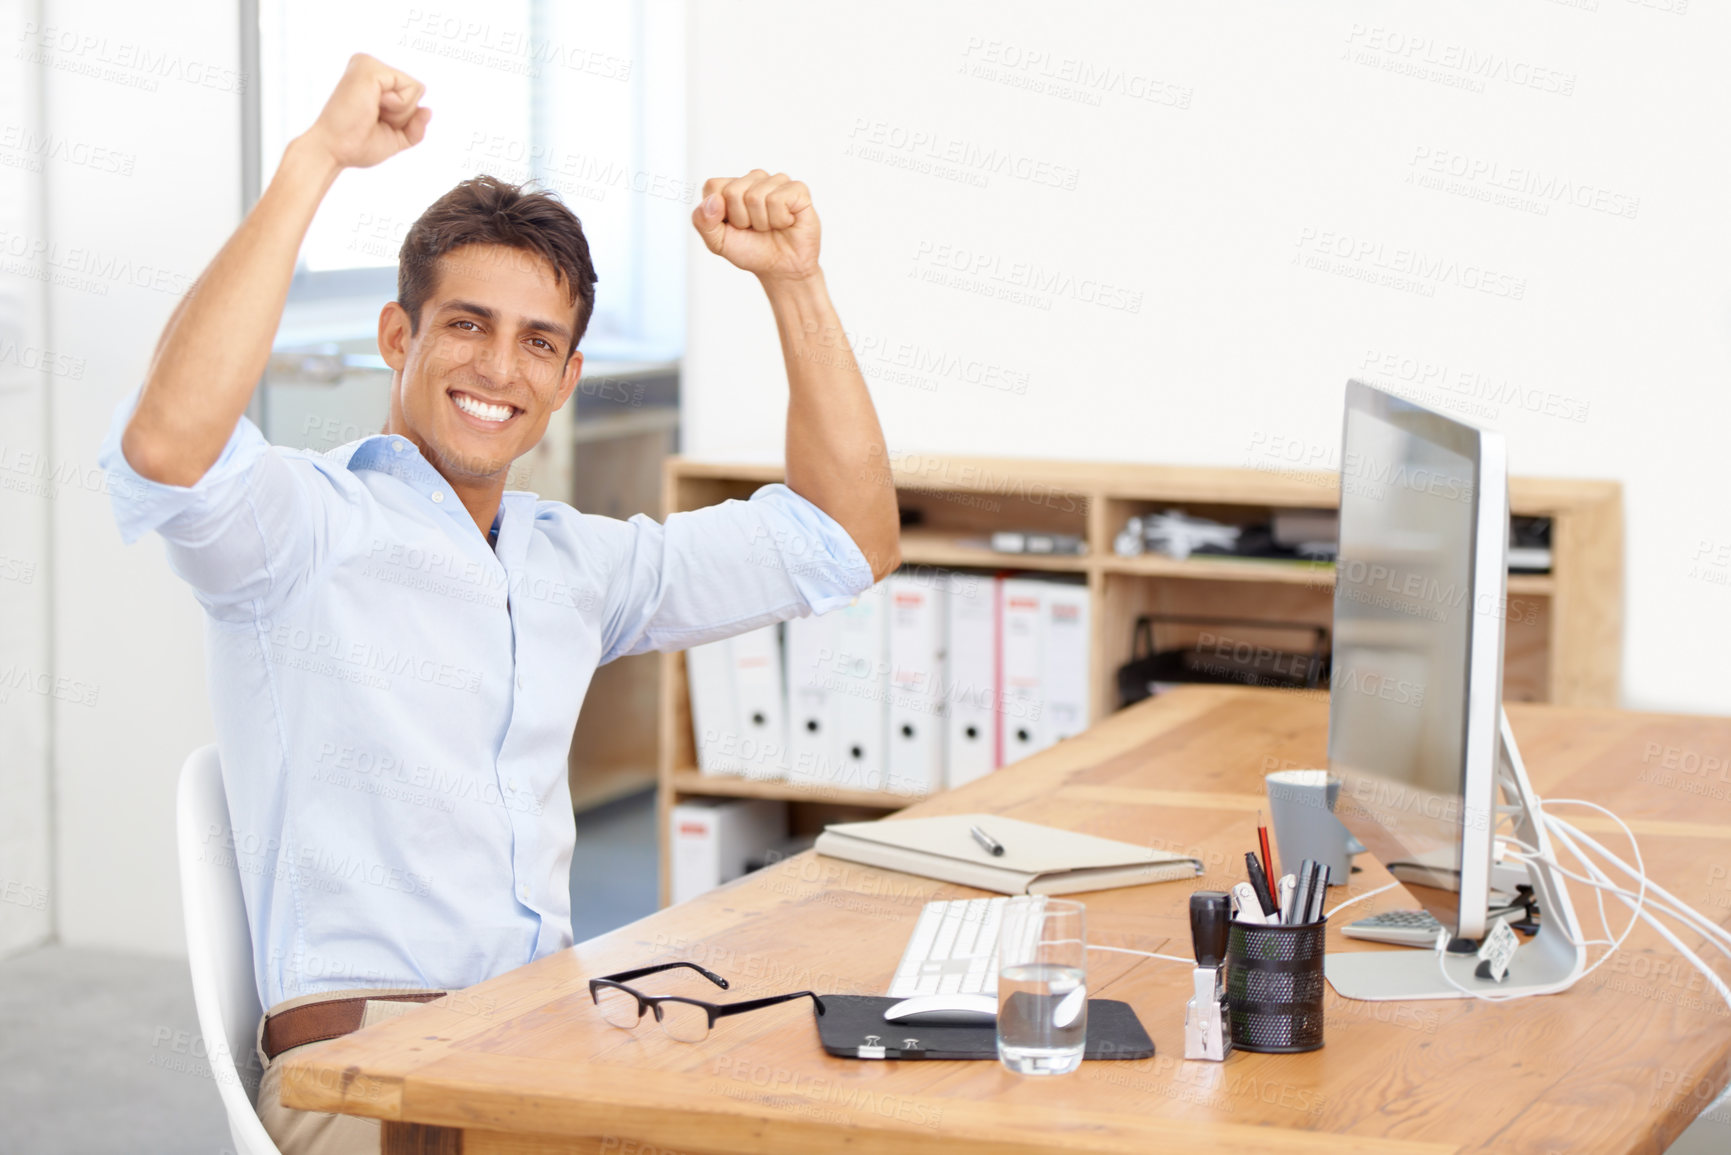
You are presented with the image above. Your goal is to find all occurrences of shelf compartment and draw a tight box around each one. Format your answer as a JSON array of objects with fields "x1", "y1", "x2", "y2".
[{"x1": 668, "y1": 770, "x2": 918, "y2": 810}]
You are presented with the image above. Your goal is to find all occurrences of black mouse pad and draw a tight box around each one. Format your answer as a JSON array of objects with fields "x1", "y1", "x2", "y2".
[{"x1": 813, "y1": 994, "x2": 1154, "y2": 1061}]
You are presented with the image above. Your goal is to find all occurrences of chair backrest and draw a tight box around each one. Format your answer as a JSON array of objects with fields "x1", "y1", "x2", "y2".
[{"x1": 175, "y1": 744, "x2": 281, "y2": 1155}]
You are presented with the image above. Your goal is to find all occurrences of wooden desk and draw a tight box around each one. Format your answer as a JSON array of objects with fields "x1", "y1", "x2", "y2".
[{"x1": 281, "y1": 687, "x2": 1731, "y2": 1154}]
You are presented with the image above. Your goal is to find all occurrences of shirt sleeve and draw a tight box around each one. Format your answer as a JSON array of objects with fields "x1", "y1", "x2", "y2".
[
  {"x1": 585, "y1": 482, "x2": 875, "y2": 664},
  {"x1": 98, "y1": 385, "x2": 359, "y2": 625}
]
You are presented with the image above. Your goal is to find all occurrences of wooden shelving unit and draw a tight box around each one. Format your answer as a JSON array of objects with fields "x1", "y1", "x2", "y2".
[{"x1": 655, "y1": 455, "x2": 1623, "y2": 904}]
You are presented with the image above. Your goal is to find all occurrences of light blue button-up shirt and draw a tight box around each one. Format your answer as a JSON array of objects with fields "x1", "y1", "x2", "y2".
[{"x1": 99, "y1": 388, "x2": 873, "y2": 1010}]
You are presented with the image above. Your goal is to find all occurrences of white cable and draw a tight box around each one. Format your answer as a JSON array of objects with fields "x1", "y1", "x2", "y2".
[
  {"x1": 1509, "y1": 852, "x2": 1731, "y2": 967},
  {"x1": 1086, "y1": 944, "x2": 1192, "y2": 965},
  {"x1": 1541, "y1": 815, "x2": 1731, "y2": 951},
  {"x1": 1324, "y1": 881, "x2": 1399, "y2": 921},
  {"x1": 1511, "y1": 839, "x2": 1641, "y2": 980},
  {"x1": 1535, "y1": 817, "x2": 1642, "y2": 958},
  {"x1": 1540, "y1": 804, "x2": 1731, "y2": 1012},
  {"x1": 1429, "y1": 797, "x2": 1651, "y2": 1003}
]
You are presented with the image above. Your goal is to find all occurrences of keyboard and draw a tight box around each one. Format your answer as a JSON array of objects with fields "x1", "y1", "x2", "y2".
[
  {"x1": 1342, "y1": 908, "x2": 1445, "y2": 948},
  {"x1": 887, "y1": 897, "x2": 1016, "y2": 998}
]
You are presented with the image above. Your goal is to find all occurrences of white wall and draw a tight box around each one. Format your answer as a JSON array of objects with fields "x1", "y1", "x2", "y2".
[
  {"x1": 684, "y1": 0, "x2": 1731, "y2": 716},
  {"x1": 0, "y1": 0, "x2": 54, "y2": 957},
  {"x1": 35, "y1": 0, "x2": 242, "y2": 954}
]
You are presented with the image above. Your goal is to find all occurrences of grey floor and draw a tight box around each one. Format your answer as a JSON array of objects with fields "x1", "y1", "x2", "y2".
[
  {"x1": 0, "y1": 787, "x2": 660, "y2": 1155},
  {"x1": 5, "y1": 785, "x2": 1730, "y2": 1153}
]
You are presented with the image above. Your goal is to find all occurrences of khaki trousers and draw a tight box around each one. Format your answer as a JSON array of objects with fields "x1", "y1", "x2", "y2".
[{"x1": 254, "y1": 987, "x2": 448, "y2": 1155}]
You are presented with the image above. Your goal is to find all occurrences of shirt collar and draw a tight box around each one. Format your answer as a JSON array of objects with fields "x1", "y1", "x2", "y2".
[{"x1": 331, "y1": 434, "x2": 537, "y2": 563}]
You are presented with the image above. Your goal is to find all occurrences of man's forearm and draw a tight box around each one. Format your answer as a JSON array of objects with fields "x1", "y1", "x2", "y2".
[
  {"x1": 766, "y1": 270, "x2": 901, "y2": 580},
  {"x1": 123, "y1": 135, "x2": 341, "y2": 486}
]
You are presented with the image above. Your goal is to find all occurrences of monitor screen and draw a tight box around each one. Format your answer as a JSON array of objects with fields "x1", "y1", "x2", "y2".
[{"x1": 1328, "y1": 382, "x2": 1503, "y2": 936}]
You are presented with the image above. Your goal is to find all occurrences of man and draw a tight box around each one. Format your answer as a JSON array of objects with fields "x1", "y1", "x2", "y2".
[{"x1": 99, "y1": 54, "x2": 899, "y2": 1154}]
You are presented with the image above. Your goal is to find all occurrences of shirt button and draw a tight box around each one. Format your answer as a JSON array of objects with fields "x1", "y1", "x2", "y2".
[
  {"x1": 431, "y1": 492, "x2": 445, "y2": 504},
  {"x1": 393, "y1": 440, "x2": 406, "y2": 453},
  {"x1": 520, "y1": 884, "x2": 529, "y2": 900},
  {"x1": 515, "y1": 673, "x2": 524, "y2": 690}
]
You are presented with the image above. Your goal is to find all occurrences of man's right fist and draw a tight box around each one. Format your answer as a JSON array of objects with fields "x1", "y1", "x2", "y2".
[{"x1": 304, "y1": 54, "x2": 431, "y2": 170}]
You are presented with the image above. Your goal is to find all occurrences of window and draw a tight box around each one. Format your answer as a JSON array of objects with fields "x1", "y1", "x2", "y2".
[{"x1": 255, "y1": 0, "x2": 686, "y2": 362}]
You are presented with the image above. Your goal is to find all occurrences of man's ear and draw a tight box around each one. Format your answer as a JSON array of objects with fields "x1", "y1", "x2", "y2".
[
  {"x1": 379, "y1": 301, "x2": 411, "y2": 371},
  {"x1": 553, "y1": 349, "x2": 584, "y2": 411}
]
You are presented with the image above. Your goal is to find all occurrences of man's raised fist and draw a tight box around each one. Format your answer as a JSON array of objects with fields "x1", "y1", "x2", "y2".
[
  {"x1": 304, "y1": 53, "x2": 431, "y2": 171},
  {"x1": 692, "y1": 170, "x2": 821, "y2": 283}
]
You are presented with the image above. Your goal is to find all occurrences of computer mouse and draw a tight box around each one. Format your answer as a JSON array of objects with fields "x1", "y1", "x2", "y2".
[{"x1": 881, "y1": 994, "x2": 999, "y2": 1025}]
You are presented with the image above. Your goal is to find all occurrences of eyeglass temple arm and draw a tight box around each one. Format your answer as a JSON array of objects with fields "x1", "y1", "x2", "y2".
[
  {"x1": 598, "y1": 961, "x2": 729, "y2": 989},
  {"x1": 713, "y1": 990, "x2": 826, "y2": 1018}
]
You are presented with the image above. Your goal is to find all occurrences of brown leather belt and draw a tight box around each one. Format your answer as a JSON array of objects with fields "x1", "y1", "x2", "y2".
[{"x1": 262, "y1": 992, "x2": 447, "y2": 1061}]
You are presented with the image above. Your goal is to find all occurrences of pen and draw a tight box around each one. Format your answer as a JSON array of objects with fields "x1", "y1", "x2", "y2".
[
  {"x1": 1245, "y1": 851, "x2": 1278, "y2": 918},
  {"x1": 970, "y1": 825, "x2": 1005, "y2": 857}
]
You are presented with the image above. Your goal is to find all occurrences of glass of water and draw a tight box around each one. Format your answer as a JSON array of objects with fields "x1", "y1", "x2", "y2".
[{"x1": 996, "y1": 896, "x2": 1087, "y2": 1076}]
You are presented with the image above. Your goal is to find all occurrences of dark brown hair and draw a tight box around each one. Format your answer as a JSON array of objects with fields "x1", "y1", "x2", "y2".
[{"x1": 397, "y1": 174, "x2": 598, "y2": 355}]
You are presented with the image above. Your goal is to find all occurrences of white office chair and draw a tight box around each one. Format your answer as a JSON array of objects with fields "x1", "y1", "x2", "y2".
[{"x1": 176, "y1": 744, "x2": 282, "y2": 1155}]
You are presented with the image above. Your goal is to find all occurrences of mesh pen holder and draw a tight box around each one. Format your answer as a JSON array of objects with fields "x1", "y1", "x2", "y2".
[{"x1": 1226, "y1": 917, "x2": 1326, "y2": 1054}]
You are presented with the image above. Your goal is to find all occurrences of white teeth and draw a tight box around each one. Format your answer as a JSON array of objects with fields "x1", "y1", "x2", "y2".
[{"x1": 453, "y1": 393, "x2": 514, "y2": 423}]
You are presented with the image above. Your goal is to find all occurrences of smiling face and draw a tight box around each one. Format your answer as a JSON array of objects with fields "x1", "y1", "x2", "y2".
[{"x1": 379, "y1": 242, "x2": 584, "y2": 486}]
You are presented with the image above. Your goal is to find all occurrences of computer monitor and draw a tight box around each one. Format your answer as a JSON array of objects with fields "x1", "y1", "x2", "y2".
[
  {"x1": 1323, "y1": 380, "x2": 1584, "y2": 1001},
  {"x1": 1326, "y1": 379, "x2": 1504, "y2": 943}
]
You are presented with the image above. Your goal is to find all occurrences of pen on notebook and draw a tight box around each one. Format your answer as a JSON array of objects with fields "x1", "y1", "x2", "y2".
[{"x1": 970, "y1": 825, "x2": 1005, "y2": 857}]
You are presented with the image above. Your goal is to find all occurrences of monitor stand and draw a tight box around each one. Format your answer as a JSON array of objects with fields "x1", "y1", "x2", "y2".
[{"x1": 1325, "y1": 710, "x2": 1587, "y2": 1001}]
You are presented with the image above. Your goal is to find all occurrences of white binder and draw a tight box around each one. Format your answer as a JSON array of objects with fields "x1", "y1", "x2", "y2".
[
  {"x1": 784, "y1": 611, "x2": 835, "y2": 789},
  {"x1": 827, "y1": 582, "x2": 888, "y2": 792},
  {"x1": 885, "y1": 573, "x2": 947, "y2": 796},
  {"x1": 1043, "y1": 581, "x2": 1091, "y2": 744},
  {"x1": 998, "y1": 577, "x2": 1048, "y2": 765},
  {"x1": 728, "y1": 624, "x2": 788, "y2": 781},
  {"x1": 943, "y1": 571, "x2": 997, "y2": 788},
  {"x1": 670, "y1": 798, "x2": 789, "y2": 904},
  {"x1": 686, "y1": 638, "x2": 744, "y2": 776}
]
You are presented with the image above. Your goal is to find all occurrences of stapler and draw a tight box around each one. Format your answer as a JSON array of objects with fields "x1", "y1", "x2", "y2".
[{"x1": 1184, "y1": 890, "x2": 1232, "y2": 1061}]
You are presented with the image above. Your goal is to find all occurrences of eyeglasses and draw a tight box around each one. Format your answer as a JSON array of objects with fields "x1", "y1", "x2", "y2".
[{"x1": 588, "y1": 961, "x2": 826, "y2": 1043}]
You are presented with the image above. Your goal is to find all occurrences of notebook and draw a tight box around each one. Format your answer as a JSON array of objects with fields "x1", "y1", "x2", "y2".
[{"x1": 812, "y1": 813, "x2": 1204, "y2": 896}]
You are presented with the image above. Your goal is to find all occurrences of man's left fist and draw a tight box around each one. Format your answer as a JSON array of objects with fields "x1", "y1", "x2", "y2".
[{"x1": 692, "y1": 169, "x2": 820, "y2": 282}]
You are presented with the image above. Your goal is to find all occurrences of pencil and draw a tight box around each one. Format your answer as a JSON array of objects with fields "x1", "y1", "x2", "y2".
[{"x1": 1257, "y1": 812, "x2": 1277, "y2": 896}]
